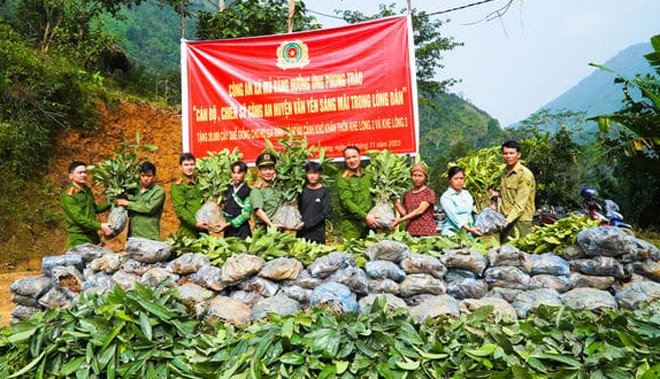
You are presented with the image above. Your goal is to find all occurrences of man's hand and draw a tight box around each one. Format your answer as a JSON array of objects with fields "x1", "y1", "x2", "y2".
[
  {"x1": 469, "y1": 227, "x2": 483, "y2": 237},
  {"x1": 366, "y1": 214, "x2": 379, "y2": 229},
  {"x1": 196, "y1": 222, "x2": 209, "y2": 231},
  {"x1": 100, "y1": 223, "x2": 113, "y2": 236},
  {"x1": 116, "y1": 199, "x2": 129, "y2": 207}
]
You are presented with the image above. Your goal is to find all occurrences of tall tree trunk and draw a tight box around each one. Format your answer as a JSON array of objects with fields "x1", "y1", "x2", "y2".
[{"x1": 180, "y1": 3, "x2": 185, "y2": 39}]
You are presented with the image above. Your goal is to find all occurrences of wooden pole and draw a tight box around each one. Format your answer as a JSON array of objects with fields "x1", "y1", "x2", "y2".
[{"x1": 288, "y1": 0, "x2": 295, "y2": 33}]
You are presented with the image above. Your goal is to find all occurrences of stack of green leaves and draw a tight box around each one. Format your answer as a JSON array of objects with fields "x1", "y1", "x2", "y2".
[
  {"x1": 195, "y1": 147, "x2": 243, "y2": 204},
  {"x1": 4, "y1": 284, "x2": 660, "y2": 378},
  {"x1": 265, "y1": 133, "x2": 336, "y2": 203},
  {"x1": 169, "y1": 227, "x2": 339, "y2": 266},
  {"x1": 448, "y1": 146, "x2": 505, "y2": 211},
  {"x1": 364, "y1": 149, "x2": 413, "y2": 203},
  {"x1": 512, "y1": 214, "x2": 599, "y2": 254},
  {"x1": 88, "y1": 132, "x2": 157, "y2": 202}
]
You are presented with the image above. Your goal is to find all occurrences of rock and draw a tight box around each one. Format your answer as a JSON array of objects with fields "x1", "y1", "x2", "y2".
[
  {"x1": 259, "y1": 258, "x2": 303, "y2": 280},
  {"x1": 221, "y1": 254, "x2": 264, "y2": 283},
  {"x1": 409, "y1": 295, "x2": 461, "y2": 321}
]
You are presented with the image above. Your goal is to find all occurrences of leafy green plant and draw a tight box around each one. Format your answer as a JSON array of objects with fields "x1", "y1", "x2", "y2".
[
  {"x1": 265, "y1": 133, "x2": 336, "y2": 203},
  {"x1": 448, "y1": 146, "x2": 504, "y2": 211},
  {"x1": 4, "y1": 283, "x2": 660, "y2": 378},
  {"x1": 512, "y1": 214, "x2": 599, "y2": 254},
  {"x1": 195, "y1": 148, "x2": 242, "y2": 204},
  {"x1": 364, "y1": 149, "x2": 413, "y2": 204},
  {"x1": 88, "y1": 132, "x2": 157, "y2": 202}
]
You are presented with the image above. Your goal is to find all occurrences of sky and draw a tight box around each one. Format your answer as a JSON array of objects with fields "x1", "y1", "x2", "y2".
[{"x1": 307, "y1": 0, "x2": 660, "y2": 126}]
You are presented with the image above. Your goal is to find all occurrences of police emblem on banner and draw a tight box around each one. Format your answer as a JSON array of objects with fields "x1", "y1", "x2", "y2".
[{"x1": 276, "y1": 40, "x2": 310, "y2": 70}]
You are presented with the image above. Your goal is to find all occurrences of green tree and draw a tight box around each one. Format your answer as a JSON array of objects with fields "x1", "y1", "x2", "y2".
[
  {"x1": 340, "y1": 3, "x2": 462, "y2": 95},
  {"x1": 196, "y1": 0, "x2": 320, "y2": 40}
]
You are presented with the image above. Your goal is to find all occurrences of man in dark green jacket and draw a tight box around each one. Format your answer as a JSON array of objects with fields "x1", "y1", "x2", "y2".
[
  {"x1": 337, "y1": 146, "x2": 378, "y2": 241},
  {"x1": 61, "y1": 161, "x2": 112, "y2": 248},
  {"x1": 116, "y1": 162, "x2": 165, "y2": 240},
  {"x1": 171, "y1": 153, "x2": 208, "y2": 238},
  {"x1": 251, "y1": 151, "x2": 284, "y2": 230}
]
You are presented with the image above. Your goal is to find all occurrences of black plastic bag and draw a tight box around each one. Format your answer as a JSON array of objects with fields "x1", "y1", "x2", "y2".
[
  {"x1": 474, "y1": 208, "x2": 506, "y2": 235},
  {"x1": 364, "y1": 260, "x2": 406, "y2": 282},
  {"x1": 484, "y1": 266, "x2": 530, "y2": 290},
  {"x1": 399, "y1": 254, "x2": 446, "y2": 279},
  {"x1": 251, "y1": 296, "x2": 301, "y2": 319},
  {"x1": 308, "y1": 252, "x2": 355, "y2": 279},
  {"x1": 571, "y1": 256, "x2": 625, "y2": 279},
  {"x1": 442, "y1": 249, "x2": 488, "y2": 276},
  {"x1": 365, "y1": 240, "x2": 410, "y2": 263},
  {"x1": 446, "y1": 278, "x2": 487, "y2": 300}
]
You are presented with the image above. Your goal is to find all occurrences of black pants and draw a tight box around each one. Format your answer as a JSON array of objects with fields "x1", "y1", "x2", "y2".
[{"x1": 224, "y1": 223, "x2": 251, "y2": 240}]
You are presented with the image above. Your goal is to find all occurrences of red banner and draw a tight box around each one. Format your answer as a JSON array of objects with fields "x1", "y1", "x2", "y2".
[{"x1": 181, "y1": 15, "x2": 419, "y2": 162}]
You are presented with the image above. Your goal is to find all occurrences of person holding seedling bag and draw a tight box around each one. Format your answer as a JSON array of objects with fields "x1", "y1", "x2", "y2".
[
  {"x1": 296, "y1": 161, "x2": 330, "y2": 244},
  {"x1": 218, "y1": 160, "x2": 252, "y2": 240},
  {"x1": 61, "y1": 161, "x2": 113, "y2": 248},
  {"x1": 116, "y1": 161, "x2": 165, "y2": 241},
  {"x1": 393, "y1": 162, "x2": 437, "y2": 236},
  {"x1": 171, "y1": 153, "x2": 208, "y2": 238},
  {"x1": 338, "y1": 146, "x2": 376, "y2": 241},
  {"x1": 251, "y1": 151, "x2": 285, "y2": 230}
]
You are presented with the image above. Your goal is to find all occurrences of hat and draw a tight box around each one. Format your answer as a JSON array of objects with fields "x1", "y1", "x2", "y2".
[
  {"x1": 256, "y1": 151, "x2": 277, "y2": 167},
  {"x1": 411, "y1": 163, "x2": 427, "y2": 176}
]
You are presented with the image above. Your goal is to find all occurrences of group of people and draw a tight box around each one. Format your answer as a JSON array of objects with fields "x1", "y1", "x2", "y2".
[{"x1": 61, "y1": 140, "x2": 535, "y2": 248}]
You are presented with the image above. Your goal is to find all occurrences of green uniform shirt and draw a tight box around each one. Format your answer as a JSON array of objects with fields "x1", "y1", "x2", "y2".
[
  {"x1": 337, "y1": 170, "x2": 373, "y2": 241},
  {"x1": 250, "y1": 179, "x2": 283, "y2": 228},
  {"x1": 171, "y1": 176, "x2": 203, "y2": 239},
  {"x1": 61, "y1": 184, "x2": 110, "y2": 248},
  {"x1": 499, "y1": 162, "x2": 536, "y2": 224},
  {"x1": 127, "y1": 184, "x2": 166, "y2": 240}
]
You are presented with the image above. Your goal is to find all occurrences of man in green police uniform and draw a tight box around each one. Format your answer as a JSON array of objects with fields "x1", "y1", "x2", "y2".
[
  {"x1": 251, "y1": 151, "x2": 284, "y2": 229},
  {"x1": 61, "y1": 161, "x2": 113, "y2": 248},
  {"x1": 171, "y1": 153, "x2": 209, "y2": 238},
  {"x1": 337, "y1": 146, "x2": 379, "y2": 241},
  {"x1": 116, "y1": 162, "x2": 165, "y2": 240},
  {"x1": 490, "y1": 140, "x2": 536, "y2": 243}
]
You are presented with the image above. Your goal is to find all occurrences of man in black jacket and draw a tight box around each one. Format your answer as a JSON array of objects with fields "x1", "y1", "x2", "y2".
[
  {"x1": 221, "y1": 161, "x2": 252, "y2": 240},
  {"x1": 296, "y1": 161, "x2": 330, "y2": 244}
]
